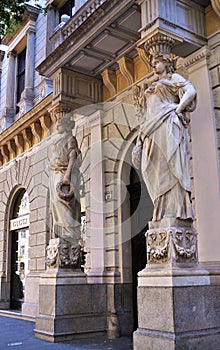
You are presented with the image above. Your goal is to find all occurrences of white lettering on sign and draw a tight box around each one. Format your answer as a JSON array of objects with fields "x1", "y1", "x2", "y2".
[{"x1": 10, "y1": 215, "x2": 30, "y2": 231}]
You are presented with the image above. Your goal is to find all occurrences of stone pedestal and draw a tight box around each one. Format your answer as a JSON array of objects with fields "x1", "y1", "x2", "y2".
[
  {"x1": 35, "y1": 238, "x2": 107, "y2": 342},
  {"x1": 133, "y1": 219, "x2": 220, "y2": 350}
]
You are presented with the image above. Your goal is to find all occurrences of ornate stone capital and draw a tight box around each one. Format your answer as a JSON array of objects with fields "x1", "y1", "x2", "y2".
[
  {"x1": 49, "y1": 105, "x2": 73, "y2": 122},
  {"x1": 46, "y1": 238, "x2": 82, "y2": 269},
  {"x1": 144, "y1": 33, "x2": 175, "y2": 59}
]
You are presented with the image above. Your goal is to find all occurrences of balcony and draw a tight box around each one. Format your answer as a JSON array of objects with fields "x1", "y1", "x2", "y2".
[{"x1": 37, "y1": 0, "x2": 141, "y2": 78}]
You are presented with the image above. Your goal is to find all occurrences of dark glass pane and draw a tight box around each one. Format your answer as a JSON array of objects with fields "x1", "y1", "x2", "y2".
[
  {"x1": 17, "y1": 48, "x2": 26, "y2": 106},
  {"x1": 59, "y1": 0, "x2": 75, "y2": 20}
]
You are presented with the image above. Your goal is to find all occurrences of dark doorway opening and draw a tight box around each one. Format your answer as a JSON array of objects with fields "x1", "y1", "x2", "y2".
[
  {"x1": 128, "y1": 166, "x2": 153, "y2": 330},
  {"x1": 10, "y1": 189, "x2": 29, "y2": 310},
  {"x1": 10, "y1": 230, "x2": 23, "y2": 309}
]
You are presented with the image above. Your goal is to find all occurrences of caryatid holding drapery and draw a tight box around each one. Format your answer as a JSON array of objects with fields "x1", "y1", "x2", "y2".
[
  {"x1": 48, "y1": 115, "x2": 82, "y2": 268},
  {"x1": 132, "y1": 36, "x2": 197, "y2": 224}
]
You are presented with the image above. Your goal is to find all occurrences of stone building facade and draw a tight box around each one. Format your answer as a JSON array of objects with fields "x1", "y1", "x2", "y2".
[{"x1": 0, "y1": 0, "x2": 220, "y2": 348}]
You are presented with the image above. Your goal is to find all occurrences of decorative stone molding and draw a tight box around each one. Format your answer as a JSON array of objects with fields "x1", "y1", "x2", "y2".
[
  {"x1": 51, "y1": 67, "x2": 102, "y2": 110},
  {"x1": 62, "y1": 0, "x2": 109, "y2": 40},
  {"x1": 14, "y1": 135, "x2": 24, "y2": 155},
  {"x1": 183, "y1": 46, "x2": 211, "y2": 70},
  {"x1": 146, "y1": 219, "x2": 198, "y2": 265},
  {"x1": 45, "y1": 238, "x2": 59, "y2": 268},
  {"x1": 211, "y1": 0, "x2": 220, "y2": 19},
  {"x1": 31, "y1": 121, "x2": 42, "y2": 143},
  {"x1": 46, "y1": 238, "x2": 82, "y2": 269},
  {"x1": 37, "y1": 78, "x2": 53, "y2": 102},
  {"x1": 0, "y1": 95, "x2": 53, "y2": 166},
  {"x1": 133, "y1": 84, "x2": 144, "y2": 122},
  {"x1": 49, "y1": 105, "x2": 72, "y2": 121},
  {"x1": 136, "y1": 47, "x2": 151, "y2": 72},
  {"x1": 144, "y1": 33, "x2": 175, "y2": 57},
  {"x1": 118, "y1": 56, "x2": 134, "y2": 86},
  {"x1": 101, "y1": 69, "x2": 117, "y2": 96},
  {"x1": 137, "y1": 0, "x2": 206, "y2": 57},
  {"x1": 39, "y1": 115, "x2": 51, "y2": 138},
  {"x1": 22, "y1": 128, "x2": 32, "y2": 149},
  {"x1": 7, "y1": 140, "x2": 16, "y2": 159},
  {"x1": 0, "y1": 145, "x2": 9, "y2": 163}
]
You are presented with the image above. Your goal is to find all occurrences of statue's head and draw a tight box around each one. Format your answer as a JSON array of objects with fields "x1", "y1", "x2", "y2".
[
  {"x1": 56, "y1": 116, "x2": 75, "y2": 134},
  {"x1": 144, "y1": 34, "x2": 176, "y2": 75},
  {"x1": 150, "y1": 53, "x2": 176, "y2": 74}
]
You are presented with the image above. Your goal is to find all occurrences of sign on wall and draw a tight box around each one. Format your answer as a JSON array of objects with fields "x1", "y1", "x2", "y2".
[{"x1": 10, "y1": 215, "x2": 29, "y2": 231}]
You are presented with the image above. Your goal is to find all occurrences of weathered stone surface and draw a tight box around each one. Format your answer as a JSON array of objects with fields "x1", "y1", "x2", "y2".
[
  {"x1": 35, "y1": 279, "x2": 107, "y2": 342},
  {"x1": 134, "y1": 283, "x2": 220, "y2": 349}
]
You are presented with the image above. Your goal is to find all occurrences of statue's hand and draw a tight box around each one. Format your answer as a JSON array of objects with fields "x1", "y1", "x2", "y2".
[{"x1": 175, "y1": 108, "x2": 190, "y2": 128}]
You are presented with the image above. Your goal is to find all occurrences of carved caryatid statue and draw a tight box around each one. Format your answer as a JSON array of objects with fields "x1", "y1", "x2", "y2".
[
  {"x1": 132, "y1": 35, "x2": 198, "y2": 265},
  {"x1": 47, "y1": 116, "x2": 82, "y2": 269}
]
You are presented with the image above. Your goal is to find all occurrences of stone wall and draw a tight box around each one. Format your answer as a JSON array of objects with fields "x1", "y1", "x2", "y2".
[{"x1": 0, "y1": 137, "x2": 50, "y2": 313}]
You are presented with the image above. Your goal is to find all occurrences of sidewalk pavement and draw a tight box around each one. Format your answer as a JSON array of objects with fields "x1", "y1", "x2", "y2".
[{"x1": 0, "y1": 315, "x2": 133, "y2": 350}]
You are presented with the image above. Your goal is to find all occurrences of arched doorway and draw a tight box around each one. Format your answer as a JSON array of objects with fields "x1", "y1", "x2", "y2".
[
  {"x1": 127, "y1": 166, "x2": 153, "y2": 330},
  {"x1": 117, "y1": 135, "x2": 154, "y2": 334},
  {"x1": 9, "y1": 190, "x2": 30, "y2": 310}
]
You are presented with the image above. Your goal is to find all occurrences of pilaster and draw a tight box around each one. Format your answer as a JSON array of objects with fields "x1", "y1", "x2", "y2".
[
  {"x1": 17, "y1": 28, "x2": 36, "y2": 117},
  {"x1": 86, "y1": 110, "x2": 106, "y2": 284},
  {"x1": 2, "y1": 52, "x2": 16, "y2": 127},
  {"x1": 182, "y1": 46, "x2": 220, "y2": 263}
]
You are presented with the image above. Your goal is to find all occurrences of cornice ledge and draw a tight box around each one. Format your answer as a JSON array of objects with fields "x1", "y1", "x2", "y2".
[
  {"x1": 183, "y1": 46, "x2": 211, "y2": 69},
  {"x1": 0, "y1": 94, "x2": 52, "y2": 145},
  {"x1": 87, "y1": 109, "x2": 104, "y2": 126},
  {"x1": 211, "y1": 0, "x2": 220, "y2": 19}
]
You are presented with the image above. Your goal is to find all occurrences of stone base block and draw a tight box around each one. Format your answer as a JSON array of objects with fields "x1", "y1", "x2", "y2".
[
  {"x1": 133, "y1": 282, "x2": 220, "y2": 350},
  {"x1": 133, "y1": 328, "x2": 220, "y2": 350},
  {"x1": 34, "y1": 271, "x2": 107, "y2": 342},
  {"x1": 35, "y1": 314, "x2": 106, "y2": 342},
  {"x1": 22, "y1": 272, "x2": 41, "y2": 317}
]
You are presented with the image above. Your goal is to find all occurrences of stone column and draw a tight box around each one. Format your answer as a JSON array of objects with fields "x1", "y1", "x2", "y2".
[
  {"x1": 17, "y1": 28, "x2": 36, "y2": 116},
  {"x1": 0, "y1": 50, "x2": 5, "y2": 132},
  {"x1": 133, "y1": 34, "x2": 215, "y2": 350},
  {"x1": 2, "y1": 51, "x2": 16, "y2": 125},
  {"x1": 24, "y1": 28, "x2": 35, "y2": 92}
]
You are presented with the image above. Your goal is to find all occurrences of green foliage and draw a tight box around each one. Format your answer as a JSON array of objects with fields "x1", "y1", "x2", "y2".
[{"x1": 0, "y1": 1, "x2": 43, "y2": 39}]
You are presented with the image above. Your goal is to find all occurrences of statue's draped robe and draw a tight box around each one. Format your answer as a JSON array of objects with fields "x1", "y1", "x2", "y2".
[
  {"x1": 50, "y1": 134, "x2": 81, "y2": 244},
  {"x1": 140, "y1": 73, "x2": 196, "y2": 221}
]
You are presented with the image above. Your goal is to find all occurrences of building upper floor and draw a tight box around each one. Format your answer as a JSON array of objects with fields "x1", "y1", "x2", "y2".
[{"x1": 0, "y1": 0, "x2": 219, "y2": 167}]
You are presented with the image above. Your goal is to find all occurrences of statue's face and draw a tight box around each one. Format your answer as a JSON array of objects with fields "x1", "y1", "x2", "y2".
[
  {"x1": 56, "y1": 121, "x2": 66, "y2": 134},
  {"x1": 152, "y1": 59, "x2": 166, "y2": 75}
]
